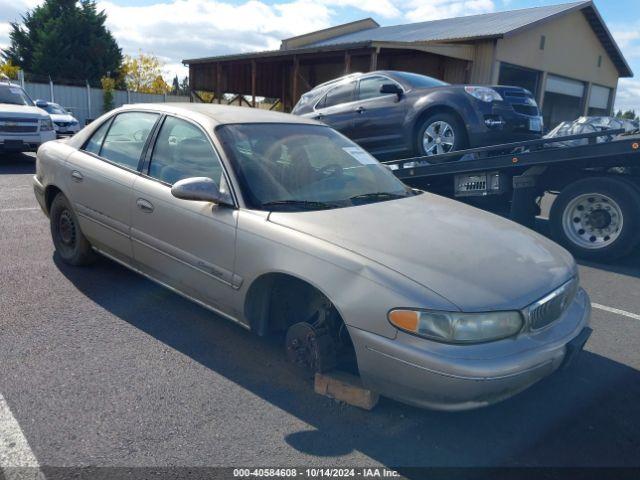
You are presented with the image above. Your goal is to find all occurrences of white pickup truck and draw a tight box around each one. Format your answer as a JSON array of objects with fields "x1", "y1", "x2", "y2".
[{"x1": 0, "y1": 81, "x2": 56, "y2": 154}]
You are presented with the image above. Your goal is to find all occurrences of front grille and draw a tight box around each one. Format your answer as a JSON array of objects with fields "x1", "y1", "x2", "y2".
[
  {"x1": 0, "y1": 125, "x2": 38, "y2": 133},
  {"x1": 512, "y1": 104, "x2": 539, "y2": 116},
  {"x1": 527, "y1": 278, "x2": 579, "y2": 330},
  {"x1": 55, "y1": 121, "x2": 70, "y2": 127}
]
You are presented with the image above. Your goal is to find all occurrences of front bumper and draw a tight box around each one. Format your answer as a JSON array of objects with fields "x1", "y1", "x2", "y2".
[
  {"x1": 467, "y1": 101, "x2": 543, "y2": 147},
  {"x1": 349, "y1": 288, "x2": 591, "y2": 411},
  {"x1": 0, "y1": 131, "x2": 56, "y2": 153}
]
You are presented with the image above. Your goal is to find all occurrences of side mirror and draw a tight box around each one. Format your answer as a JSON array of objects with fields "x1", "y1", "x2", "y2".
[
  {"x1": 380, "y1": 83, "x2": 403, "y2": 98},
  {"x1": 35, "y1": 99, "x2": 48, "y2": 109},
  {"x1": 171, "y1": 177, "x2": 232, "y2": 206}
]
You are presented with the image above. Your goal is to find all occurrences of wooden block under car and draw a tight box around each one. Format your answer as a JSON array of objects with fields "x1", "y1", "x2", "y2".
[{"x1": 314, "y1": 371, "x2": 379, "y2": 410}]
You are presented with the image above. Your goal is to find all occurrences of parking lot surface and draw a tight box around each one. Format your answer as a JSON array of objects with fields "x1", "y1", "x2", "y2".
[{"x1": 1, "y1": 153, "x2": 639, "y2": 475}]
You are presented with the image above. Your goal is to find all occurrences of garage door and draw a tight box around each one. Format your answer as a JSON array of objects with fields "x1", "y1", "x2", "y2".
[
  {"x1": 588, "y1": 85, "x2": 612, "y2": 116},
  {"x1": 543, "y1": 75, "x2": 586, "y2": 128}
]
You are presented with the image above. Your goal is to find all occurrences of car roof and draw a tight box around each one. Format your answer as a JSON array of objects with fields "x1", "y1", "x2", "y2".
[{"x1": 119, "y1": 103, "x2": 322, "y2": 126}]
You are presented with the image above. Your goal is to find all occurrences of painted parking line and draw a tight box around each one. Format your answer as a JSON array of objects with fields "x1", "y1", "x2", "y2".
[
  {"x1": 0, "y1": 208, "x2": 39, "y2": 212},
  {"x1": 592, "y1": 303, "x2": 640, "y2": 321},
  {"x1": 0, "y1": 394, "x2": 43, "y2": 480}
]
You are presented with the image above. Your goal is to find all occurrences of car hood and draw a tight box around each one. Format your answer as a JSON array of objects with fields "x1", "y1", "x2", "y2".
[
  {"x1": 0, "y1": 104, "x2": 49, "y2": 118},
  {"x1": 268, "y1": 193, "x2": 576, "y2": 311}
]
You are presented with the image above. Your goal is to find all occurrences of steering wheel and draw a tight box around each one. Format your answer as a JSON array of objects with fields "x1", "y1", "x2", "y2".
[
  {"x1": 318, "y1": 163, "x2": 344, "y2": 178},
  {"x1": 133, "y1": 129, "x2": 148, "y2": 142}
]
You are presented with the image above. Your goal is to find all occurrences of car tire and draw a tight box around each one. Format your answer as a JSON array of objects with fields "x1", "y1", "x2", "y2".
[
  {"x1": 50, "y1": 193, "x2": 96, "y2": 266},
  {"x1": 549, "y1": 176, "x2": 640, "y2": 262},
  {"x1": 416, "y1": 112, "x2": 468, "y2": 162}
]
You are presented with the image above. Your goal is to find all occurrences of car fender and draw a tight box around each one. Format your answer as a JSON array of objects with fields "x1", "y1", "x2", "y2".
[
  {"x1": 235, "y1": 210, "x2": 459, "y2": 339},
  {"x1": 404, "y1": 89, "x2": 481, "y2": 138}
]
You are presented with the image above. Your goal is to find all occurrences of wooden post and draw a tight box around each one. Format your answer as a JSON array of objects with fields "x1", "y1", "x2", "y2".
[
  {"x1": 344, "y1": 51, "x2": 351, "y2": 74},
  {"x1": 251, "y1": 59, "x2": 257, "y2": 107},
  {"x1": 216, "y1": 63, "x2": 222, "y2": 104},
  {"x1": 292, "y1": 56, "x2": 300, "y2": 108},
  {"x1": 369, "y1": 47, "x2": 379, "y2": 72}
]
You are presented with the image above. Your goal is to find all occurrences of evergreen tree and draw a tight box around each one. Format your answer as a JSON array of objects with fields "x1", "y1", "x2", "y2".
[{"x1": 2, "y1": 0, "x2": 122, "y2": 84}]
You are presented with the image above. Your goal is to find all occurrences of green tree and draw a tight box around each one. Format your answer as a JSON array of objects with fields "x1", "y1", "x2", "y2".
[
  {"x1": 100, "y1": 76, "x2": 115, "y2": 112},
  {"x1": 2, "y1": 0, "x2": 122, "y2": 84}
]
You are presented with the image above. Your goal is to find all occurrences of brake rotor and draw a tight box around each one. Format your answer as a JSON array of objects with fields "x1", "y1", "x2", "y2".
[{"x1": 285, "y1": 322, "x2": 337, "y2": 374}]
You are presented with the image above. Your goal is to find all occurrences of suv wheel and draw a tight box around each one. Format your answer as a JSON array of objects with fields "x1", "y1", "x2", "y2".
[
  {"x1": 416, "y1": 113, "x2": 468, "y2": 161},
  {"x1": 50, "y1": 193, "x2": 96, "y2": 266}
]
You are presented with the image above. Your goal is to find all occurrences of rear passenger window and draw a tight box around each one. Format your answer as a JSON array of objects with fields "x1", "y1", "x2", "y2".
[
  {"x1": 99, "y1": 112, "x2": 159, "y2": 170},
  {"x1": 321, "y1": 82, "x2": 355, "y2": 108},
  {"x1": 83, "y1": 120, "x2": 111, "y2": 155},
  {"x1": 148, "y1": 116, "x2": 226, "y2": 188}
]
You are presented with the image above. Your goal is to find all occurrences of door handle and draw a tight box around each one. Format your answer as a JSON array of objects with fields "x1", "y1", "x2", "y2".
[
  {"x1": 356, "y1": 106, "x2": 365, "y2": 114},
  {"x1": 136, "y1": 198, "x2": 154, "y2": 213},
  {"x1": 71, "y1": 170, "x2": 83, "y2": 182},
  {"x1": 314, "y1": 113, "x2": 324, "y2": 120}
]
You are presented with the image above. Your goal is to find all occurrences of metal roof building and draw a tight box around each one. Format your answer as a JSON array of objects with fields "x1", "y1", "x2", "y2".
[{"x1": 183, "y1": 0, "x2": 632, "y2": 126}]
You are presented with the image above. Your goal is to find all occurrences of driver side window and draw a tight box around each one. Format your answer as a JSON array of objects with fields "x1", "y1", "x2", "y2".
[{"x1": 148, "y1": 116, "x2": 225, "y2": 188}]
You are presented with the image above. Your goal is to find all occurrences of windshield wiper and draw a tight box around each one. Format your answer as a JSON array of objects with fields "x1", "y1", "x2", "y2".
[
  {"x1": 349, "y1": 192, "x2": 408, "y2": 202},
  {"x1": 261, "y1": 199, "x2": 339, "y2": 210}
]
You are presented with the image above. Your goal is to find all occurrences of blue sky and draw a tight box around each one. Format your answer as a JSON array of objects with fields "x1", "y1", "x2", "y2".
[{"x1": 0, "y1": 0, "x2": 638, "y2": 111}]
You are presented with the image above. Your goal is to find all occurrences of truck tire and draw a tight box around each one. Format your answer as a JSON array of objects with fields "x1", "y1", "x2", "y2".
[
  {"x1": 416, "y1": 112, "x2": 468, "y2": 162},
  {"x1": 50, "y1": 193, "x2": 96, "y2": 266},
  {"x1": 549, "y1": 176, "x2": 640, "y2": 261}
]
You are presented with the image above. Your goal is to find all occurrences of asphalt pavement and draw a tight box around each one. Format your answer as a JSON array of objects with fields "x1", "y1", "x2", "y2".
[{"x1": 0, "y1": 153, "x2": 639, "y2": 477}]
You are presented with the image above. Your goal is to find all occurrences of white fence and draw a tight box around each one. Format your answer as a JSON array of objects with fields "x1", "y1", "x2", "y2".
[{"x1": 22, "y1": 81, "x2": 189, "y2": 126}]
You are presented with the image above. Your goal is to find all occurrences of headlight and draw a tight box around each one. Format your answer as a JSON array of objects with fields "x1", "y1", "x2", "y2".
[
  {"x1": 39, "y1": 118, "x2": 54, "y2": 131},
  {"x1": 464, "y1": 86, "x2": 503, "y2": 103},
  {"x1": 388, "y1": 309, "x2": 523, "y2": 344}
]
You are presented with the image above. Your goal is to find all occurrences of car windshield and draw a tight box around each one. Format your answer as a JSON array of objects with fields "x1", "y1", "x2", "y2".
[
  {"x1": 217, "y1": 123, "x2": 417, "y2": 211},
  {"x1": 44, "y1": 103, "x2": 67, "y2": 114},
  {"x1": 394, "y1": 72, "x2": 449, "y2": 89},
  {"x1": 0, "y1": 84, "x2": 34, "y2": 106}
]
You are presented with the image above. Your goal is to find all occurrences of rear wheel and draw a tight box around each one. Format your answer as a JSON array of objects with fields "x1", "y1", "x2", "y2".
[
  {"x1": 50, "y1": 193, "x2": 96, "y2": 266},
  {"x1": 416, "y1": 112, "x2": 468, "y2": 162},
  {"x1": 549, "y1": 177, "x2": 640, "y2": 261}
]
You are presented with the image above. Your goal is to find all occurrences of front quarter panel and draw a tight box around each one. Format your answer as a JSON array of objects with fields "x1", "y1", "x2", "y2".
[
  {"x1": 35, "y1": 140, "x2": 77, "y2": 212},
  {"x1": 234, "y1": 210, "x2": 459, "y2": 339}
]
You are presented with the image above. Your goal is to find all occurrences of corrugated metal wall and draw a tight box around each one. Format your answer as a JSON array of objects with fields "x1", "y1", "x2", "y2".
[{"x1": 22, "y1": 82, "x2": 189, "y2": 126}]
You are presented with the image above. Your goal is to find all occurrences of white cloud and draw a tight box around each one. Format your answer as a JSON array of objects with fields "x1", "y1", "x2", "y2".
[
  {"x1": 614, "y1": 78, "x2": 640, "y2": 114},
  {"x1": 321, "y1": 0, "x2": 401, "y2": 19},
  {"x1": 404, "y1": 0, "x2": 495, "y2": 22}
]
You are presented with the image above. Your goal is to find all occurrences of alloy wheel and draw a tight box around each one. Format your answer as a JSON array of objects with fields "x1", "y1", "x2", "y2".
[{"x1": 422, "y1": 121, "x2": 455, "y2": 156}]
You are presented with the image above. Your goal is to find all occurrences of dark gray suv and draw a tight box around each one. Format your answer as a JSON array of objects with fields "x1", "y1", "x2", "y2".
[{"x1": 292, "y1": 71, "x2": 543, "y2": 161}]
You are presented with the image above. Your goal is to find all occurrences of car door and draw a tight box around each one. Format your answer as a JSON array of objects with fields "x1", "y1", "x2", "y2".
[
  {"x1": 350, "y1": 75, "x2": 408, "y2": 157},
  {"x1": 311, "y1": 80, "x2": 358, "y2": 138},
  {"x1": 66, "y1": 111, "x2": 160, "y2": 263},
  {"x1": 130, "y1": 115, "x2": 239, "y2": 311}
]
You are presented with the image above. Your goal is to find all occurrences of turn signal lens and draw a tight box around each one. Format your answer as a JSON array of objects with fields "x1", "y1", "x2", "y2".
[
  {"x1": 388, "y1": 308, "x2": 523, "y2": 344},
  {"x1": 388, "y1": 310, "x2": 419, "y2": 331}
]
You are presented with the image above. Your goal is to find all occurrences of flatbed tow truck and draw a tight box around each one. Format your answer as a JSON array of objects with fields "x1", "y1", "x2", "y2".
[{"x1": 384, "y1": 129, "x2": 640, "y2": 262}]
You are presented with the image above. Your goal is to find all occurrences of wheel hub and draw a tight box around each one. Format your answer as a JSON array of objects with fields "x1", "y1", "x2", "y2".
[
  {"x1": 58, "y1": 210, "x2": 76, "y2": 246},
  {"x1": 562, "y1": 193, "x2": 623, "y2": 249},
  {"x1": 285, "y1": 322, "x2": 336, "y2": 374}
]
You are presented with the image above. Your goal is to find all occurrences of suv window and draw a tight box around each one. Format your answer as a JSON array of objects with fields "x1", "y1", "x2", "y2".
[
  {"x1": 99, "y1": 112, "x2": 159, "y2": 170},
  {"x1": 0, "y1": 84, "x2": 33, "y2": 106},
  {"x1": 318, "y1": 81, "x2": 355, "y2": 109},
  {"x1": 148, "y1": 116, "x2": 226, "y2": 188},
  {"x1": 358, "y1": 76, "x2": 393, "y2": 100}
]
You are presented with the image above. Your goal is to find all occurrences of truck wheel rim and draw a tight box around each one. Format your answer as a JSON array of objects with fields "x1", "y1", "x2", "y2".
[
  {"x1": 423, "y1": 121, "x2": 455, "y2": 156},
  {"x1": 562, "y1": 193, "x2": 623, "y2": 249}
]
